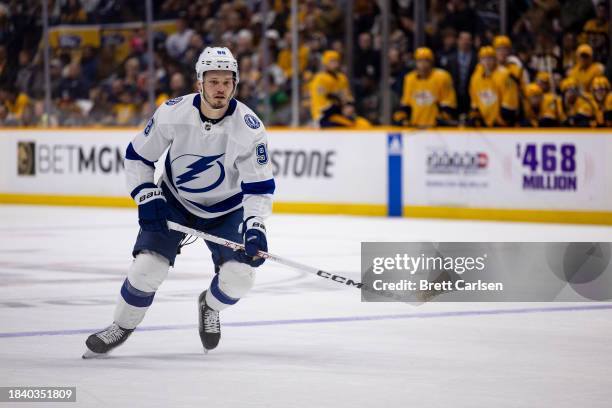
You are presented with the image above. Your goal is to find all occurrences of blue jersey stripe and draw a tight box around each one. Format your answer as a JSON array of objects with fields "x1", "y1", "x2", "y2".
[
  {"x1": 125, "y1": 143, "x2": 155, "y2": 168},
  {"x1": 241, "y1": 179, "x2": 275, "y2": 195},
  {"x1": 161, "y1": 182, "x2": 243, "y2": 214},
  {"x1": 164, "y1": 154, "x2": 176, "y2": 192},
  {"x1": 185, "y1": 192, "x2": 243, "y2": 213}
]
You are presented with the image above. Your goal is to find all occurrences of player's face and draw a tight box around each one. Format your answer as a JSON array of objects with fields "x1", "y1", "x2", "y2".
[
  {"x1": 528, "y1": 94, "x2": 542, "y2": 107},
  {"x1": 481, "y1": 56, "x2": 496, "y2": 72},
  {"x1": 578, "y1": 54, "x2": 591, "y2": 67},
  {"x1": 202, "y1": 71, "x2": 234, "y2": 109},
  {"x1": 593, "y1": 88, "x2": 607, "y2": 102},
  {"x1": 496, "y1": 47, "x2": 509, "y2": 62},
  {"x1": 416, "y1": 59, "x2": 432, "y2": 74},
  {"x1": 326, "y1": 58, "x2": 340, "y2": 71},
  {"x1": 536, "y1": 79, "x2": 549, "y2": 93},
  {"x1": 342, "y1": 103, "x2": 355, "y2": 117}
]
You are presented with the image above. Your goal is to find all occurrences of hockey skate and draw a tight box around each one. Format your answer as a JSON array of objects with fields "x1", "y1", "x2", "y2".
[
  {"x1": 82, "y1": 323, "x2": 134, "y2": 359},
  {"x1": 198, "y1": 291, "x2": 220, "y2": 352}
]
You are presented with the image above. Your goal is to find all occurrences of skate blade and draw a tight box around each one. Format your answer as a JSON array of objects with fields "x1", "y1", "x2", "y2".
[
  {"x1": 203, "y1": 348, "x2": 209, "y2": 355},
  {"x1": 82, "y1": 348, "x2": 111, "y2": 359}
]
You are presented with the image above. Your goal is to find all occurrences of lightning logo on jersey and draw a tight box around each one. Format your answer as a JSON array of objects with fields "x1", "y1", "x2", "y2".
[{"x1": 174, "y1": 154, "x2": 225, "y2": 193}]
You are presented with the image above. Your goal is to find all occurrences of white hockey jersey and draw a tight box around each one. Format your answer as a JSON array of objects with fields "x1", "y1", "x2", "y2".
[{"x1": 125, "y1": 93, "x2": 274, "y2": 220}]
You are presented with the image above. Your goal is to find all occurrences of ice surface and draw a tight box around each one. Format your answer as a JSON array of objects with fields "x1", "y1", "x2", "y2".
[{"x1": 0, "y1": 205, "x2": 611, "y2": 407}]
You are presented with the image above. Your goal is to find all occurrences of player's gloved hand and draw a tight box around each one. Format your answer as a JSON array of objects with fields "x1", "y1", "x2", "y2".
[
  {"x1": 238, "y1": 216, "x2": 267, "y2": 267},
  {"x1": 134, "y1": 185, "x2": 169, "y2": 235}
]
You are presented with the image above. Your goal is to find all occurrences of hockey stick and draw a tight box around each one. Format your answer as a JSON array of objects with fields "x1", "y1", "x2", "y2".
[{"x1": 167, "y1": 221, "x2": 363, "y2": 290}]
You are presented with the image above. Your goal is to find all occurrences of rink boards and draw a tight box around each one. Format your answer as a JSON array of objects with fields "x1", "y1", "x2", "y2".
[{"x1": 0, "y1": 128, "x2": 610, "y2": 225}]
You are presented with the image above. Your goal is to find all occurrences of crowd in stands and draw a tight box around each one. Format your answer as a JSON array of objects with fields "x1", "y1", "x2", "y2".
[{"x1": 0, "y1": 0, "x2": 610, "y2": 128}]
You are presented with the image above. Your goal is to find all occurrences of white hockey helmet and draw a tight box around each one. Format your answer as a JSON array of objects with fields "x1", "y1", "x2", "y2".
[{"x1": 195, "y1": 46, "x2": 239, "y2": 84}]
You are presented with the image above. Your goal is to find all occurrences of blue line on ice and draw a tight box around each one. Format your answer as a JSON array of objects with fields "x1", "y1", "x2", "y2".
[{"x1": 1, "y1": 304, "x2": 611, "y2": 339}]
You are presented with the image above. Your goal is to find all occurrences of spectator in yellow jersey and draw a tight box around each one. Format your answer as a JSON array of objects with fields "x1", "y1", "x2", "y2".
[
  {"x1": 277, "y1": 31, "x2": 309, "y2": 80},
  {"x1": 582, "y1": 1, "x2": 609, "y2": 64},
  {"x1": 394, "y1": 47, "x2": 457, "y2": 128},
  {"x1": 112, "y1": 89, "x2": 138, "y2": 126},
  {"x1": 521, "y1": 83, "x2": 563, "y2": 127},
  {"x1": 468, "y1": 46, "x2": 519, "y2": 127},
  {"x1": 560, "y1": 77, "x2": 596, "y2": 127},
  {"x1": 0, "y1": 86, "x2": 30, "y2": 121},
  {"x1": 155, "y1": 72, "x2": 190, "y2": 107},
  {"x1": 584, "y1": 1, "x2": 609, "y2": 36},
  {"x1": 591, "y1": 76, "x2": 612, "y2": 127},
  {"x1": 568, "y1": 44, "x2": 604, "y2": 92},
  {"x1": 309, "y1": 50, "x2": 354, "y2": 127}
]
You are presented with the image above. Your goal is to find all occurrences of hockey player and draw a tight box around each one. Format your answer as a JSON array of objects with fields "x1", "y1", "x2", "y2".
[
  {"x1": 534, "y1": 71, "x2": 553, "y2": 94},
  {"x1": 321, "y1": 101, "x2": 372, "y2": 128},
  {"x1": 560, "y1": 77, "x2": 596, "y2": 127},
  {"x1": 394, "y1": 47, "x2": 457, "y2": 128},
  {"x1": 591, "y1": 76, "x2": 612, "y2": 126},
  {"x1": 309, "y1": 50, "x2": 354, "y2": 127},
  {"x1": 492, "y1": 35, "x2": 529, "y2": 91},
  {"x1": 533, "y1": 71, "x2": 564, "y2": 120},
  {"x1": 521, "y1": 83, "x2": 563, "y2": 127},
  {"x1": 83, "y1": 47, "x2": 275, "y2": 357},
  {"x1": 468, "y1": 46, "x2": 519, "y2": 127},
  {"x1": 470, "y1": 37, "x2": 528, "y2": 93},
  {"x1": 568, "y1": 44, "x2": 605, "y2": 93}
]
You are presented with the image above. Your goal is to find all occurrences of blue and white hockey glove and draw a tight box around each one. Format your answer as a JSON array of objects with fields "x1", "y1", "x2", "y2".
[
  {"x1": 132, "y1": 184, "x2": 169, "y2": 235},
  {"x1": 239, "y1": 216, "x2": 267, "y2": 267}
]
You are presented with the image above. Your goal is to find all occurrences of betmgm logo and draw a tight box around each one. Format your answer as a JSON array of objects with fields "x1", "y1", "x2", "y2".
[
  {"x1": 16, "y1": 141, "x2": 124, "y2": 176},
  {"x1": 17, "y1": 141, "x2": 36, "y2": 176}
]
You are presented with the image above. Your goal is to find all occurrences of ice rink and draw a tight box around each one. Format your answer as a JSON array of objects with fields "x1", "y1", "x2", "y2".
[{"x1": 1, "y1": 204, "x2": 611, "y2": 408}]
